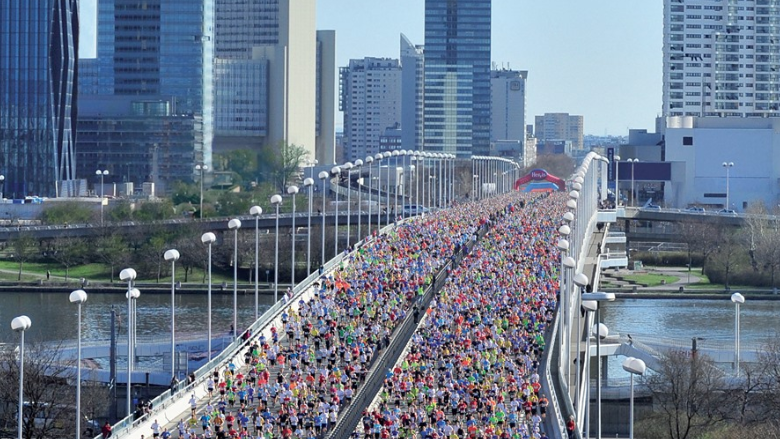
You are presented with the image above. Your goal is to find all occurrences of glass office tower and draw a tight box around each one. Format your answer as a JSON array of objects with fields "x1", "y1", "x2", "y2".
[
  {"x1": 0, "y1": 0, "x2": 79, "y2": 198},
  {"x1": 424, "y1": 0, "x2": 491, "y2": 158}
]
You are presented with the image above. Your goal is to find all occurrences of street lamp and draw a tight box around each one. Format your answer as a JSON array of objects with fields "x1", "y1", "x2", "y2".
[
  {"x1": 0, "y1": 174, "x2": 5, "y2": 199},
  {"x1": 365, "y1": 156, "x2": 374, "y2": 238},
  {"x1": 287, "y1": 185, "x2": 299, "y2": 287},
  {"x1": 731, "y1": 292, "x2": 745, "y2": 376},
  {"x1": 582, "y1": 291, "x2": 616, "y2": 439},
  {"x1": 271, "y1": 194, "x2": 283, "y2": 303},
  {"x1": 228, "y1": 219, "x2": 241, "y2": 338},
  {"x1": 195, "y1": 164, "x2": 208, "y2": 219},
  {"x1": 96, "y1": 170, "x2": 109, "y2": 226},
  {"x1": 318, "y1": 172, "x2": 329, "y2": 266},
  {"x1": 69, "y1": 290, "x2": 87, "y2": 439},
  {"x1": 200, "y1": 232, "x2": 216, "y2": 360},
  {"x1": 119, "y1": 268, "x2": 136, "y2": 418},
  {"x1": 163, "y1": 249, "x2": 180, "y2": 376},
  {"x1": 384, "y1": 152, "x2": 392, "y2": 224},
  {"x1": 613, "y1": 155, "x2": 621, "y2": 206},
  {"x1": 341, "y1": 163, "x2": 353, "y2": 248},
  {"x1": 375, "y1": 154, "x2": 383, "y2": 228},
  {"x1": 250, "y1": 206, "x2": 263, "y2": 320},
  {"x1": 331, "y1": 166, "x2": 341, "y2": 256},
  {"x1": 11, "y1": 315, "x2": 31, "y2": 439},
  {"x1": 392, "y1": 151, "x2": 400, "y2": 221},
  {"x1": 723, "y1": 161, "x2": 735, "y2": 210},
  {"x1": 303, "y1": 178, "x2": 314, "y2": 274},
  {"x1": 354, "y1": 160, "x2": 363, "y2": 238},
  {"x1": 627, "y1": 158, "x2": 639, "y2": 207},
  {"x1": 622, "y1": 357, "x2": 646, "y2": 439}
]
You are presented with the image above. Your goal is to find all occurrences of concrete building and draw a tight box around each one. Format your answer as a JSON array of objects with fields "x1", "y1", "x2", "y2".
[
  {"x1": 424, "y1": 0, "x2": 492, "y2": 158},
  {"x1": 340, "y1": 58, "x2": 402, "y2": 162},
  {"x1": 534, "y1": 113, "x2": 584, "y2": 151},
  {"x1": 0, "y1": 0, "x2": 79, "y2": 198},
  {"x1": 213, "y1": 0, "x2": 333, "y2": 164},
  {"x1": 491, "y1": 69, "x2": 528, "y2": 147},
  {"x1": 663, "y1": 116, "x2": 780, "y2": 211},
  {"x1": 400, "y1": 34, "x2": 425, "y2": 152},
  {"x1": 663, "y1": 0, "x2": 780, "y2": 117}
]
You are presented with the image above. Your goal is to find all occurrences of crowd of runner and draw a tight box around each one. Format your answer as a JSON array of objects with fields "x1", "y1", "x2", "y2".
[
  {"x1": 149, "y1": 194, "x2": 528, "y2": 439},
  {"x1": 355, "y1": 192, "x2": 565, "y2": 439}
]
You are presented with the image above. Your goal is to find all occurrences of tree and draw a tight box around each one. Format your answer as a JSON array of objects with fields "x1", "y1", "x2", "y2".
[
  {"x1": 94, "y1": 235, "x2": 130, "y2": 283},
  {"x1": 0, "y1": 340, "x2": 108, "y2": 439},
  {"x1": 259, "y1": 141, "x2": 309, "y2": 192},
  {"x1": 529, "y1": 154, "x2": 575, "y2": 180},
  {"x1": 39, "y1": 201, "x2": 95, "y2": 225},
  {"x1": 48, "y1": 236, "x2": 87, "y2": 280},
  {"x1": 642, "y1": 348, "x2": 729, "y2": 439},
  {"x1": 711, "y1": 226, "x2": 745, "y2": 289},
  {"x1": 214, "y1": 150, "x2": 259, "y2": 186},
  {"x1": 9, "y1": 233, "x2": 38, "y2": 281}
]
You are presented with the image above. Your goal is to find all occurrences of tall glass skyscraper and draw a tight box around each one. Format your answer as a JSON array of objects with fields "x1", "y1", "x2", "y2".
[
  {"x1": 0, "y1": 0, "x2": 79, "y2": 198},
  {"x1": 424, "y1": 0, "x2": 491, "y2": 158}
]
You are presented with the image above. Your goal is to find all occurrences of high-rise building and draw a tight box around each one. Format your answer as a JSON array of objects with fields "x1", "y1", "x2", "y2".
[
  {"x1": 340, "y1": 58, "x2": 402, "y2": 162},
  {"x1": 0, "y1": 0, "x2": 79, "y2": 198},
  {"x1": 491, "y1": 69, "x2": 528, "y2": 143},
  {"x1": 77, "y1": 0, "x2": 214, "y2": 193},
  {"x1": 424, "y1": 0, "x2": 491, "y2": 158},
  {"x1": 401, "y1": 34, "x2": 425, "y2": 152},
  {"x1": 213, "y1": 0, "x2": 333, "y2": 164},
  {"x1": 663, "y1": 0, "x2": 780, "y2": 117},
  {"x1": 534, "y1": 113, "x2": 584, "y2": 151}
]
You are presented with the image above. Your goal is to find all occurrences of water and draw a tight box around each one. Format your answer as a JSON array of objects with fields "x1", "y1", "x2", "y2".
[
  {"x1": 599, "y1": 298, "x2": 780, "y2": 381},
  {"x1": 0, "y1": 291, "x2": 274, "y2": 345}
]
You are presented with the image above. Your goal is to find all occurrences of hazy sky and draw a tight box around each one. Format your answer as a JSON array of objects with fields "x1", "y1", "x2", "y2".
[{"x1": 79, "y1": 0, "x2": 662, "y2": 136}]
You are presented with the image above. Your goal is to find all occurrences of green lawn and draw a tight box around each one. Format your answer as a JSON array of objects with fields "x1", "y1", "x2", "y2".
[
  {"x1": 621, "y1": 273, "x2": 680, "y2": 287},
  {"x1": 0, "y1": 259, "x2": 237, "y2": 284}
]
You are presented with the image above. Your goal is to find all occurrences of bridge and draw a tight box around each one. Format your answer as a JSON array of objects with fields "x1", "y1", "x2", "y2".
[{"x1": 84, "y1": 153, "x2": 760, "y2": 439}]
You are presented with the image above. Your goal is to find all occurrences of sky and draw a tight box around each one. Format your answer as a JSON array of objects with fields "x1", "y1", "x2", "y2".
[{"x1": 79, "y1": 0, "x2": 662, "y2": 136}]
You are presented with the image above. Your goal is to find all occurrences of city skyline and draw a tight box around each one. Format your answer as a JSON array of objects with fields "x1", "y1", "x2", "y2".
[{"x1": 80, "y1": 0, "x2": 663, "y2": 137}]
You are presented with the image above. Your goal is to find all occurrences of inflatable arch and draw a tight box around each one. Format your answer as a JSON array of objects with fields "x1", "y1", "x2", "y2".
[{"x1": 513, "y1": 169, "x2": 566, "y2": 191}]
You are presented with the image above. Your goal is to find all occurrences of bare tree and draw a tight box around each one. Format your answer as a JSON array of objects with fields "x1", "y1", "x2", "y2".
[
  {"x1": 9, "y1": 233, "x2": 38, "y2": 281},
  {"x1": 711, "y1": 226, "x2": 745, "y2": 289},
  {"x1": 49, "y1": 236, "x2": 88, "y2": 281},
  {"x1": 642, "y1": 349, "x2": 729, "y2": 439}
]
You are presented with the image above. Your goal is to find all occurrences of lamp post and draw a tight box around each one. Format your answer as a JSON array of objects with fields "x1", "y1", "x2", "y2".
[
  {"x1": 383, "y1": 152, "x2": 392, "y2": 224},
  {"x1": 628, "y1": 159, "x2": 639, "y2": 207},
  {"x1": 271, "y1": 195, "x2": 282, "y2": 303},
  {"x1": 287, "y1": 185, "x2": 299, "y2": 287},
  {"x1": 341, "y1": 163, "x2": 353, "y2": 248},
  {"x1": 582, "y1": 291, "x2": 616, "y2": 439},
  {"x1": 195, "y1": 164, "x2": 208, "y2": 219},
  {"x1": 227, "y1": 219, "x2": 241, "y2": 338},
  {"x1": 731, "y1": 292, "x2": 745, "y2": 376},
  {"x1": 119, "y1": 268, "x2": 136, "y2": 417},
  {"x1": 201, "y1": 233, "x2": 216, "y2": 360},
  {"x1": 69, "y1": 290, "x2": 87, "y2": 439},
  {"x1": 163, "y1": 249, "x2": 180, "y2": 375},
  {"x1": 331, "y1": 166, "x2": 341, "y2": 256},
  {"x1": 622, "y1": 357, "x2": 646, "y2": 439},
  {"x1": 392, "y1": 150, "x2": 400, "y2": 221},
  {"x1": 353, "y1": 160, "x2": 363, "y2": 240},
  {"x1": 375, "y1": 154, "x2": 383, "y2": 229},
  {"x1": 96, "y1": 170, "x2": 109, "y2": 225},
  {"x1": 0, "y1": 174, "x2": 5, "y2": 199},
  {"x1": 572, "y1": 272, "x2": 588, "y2": 412},
  {"x1": 365, "y1": 156, "x2": 374, "y2": 238},
  {"x1": 613, "y1": 155, "x2": 621, "y2": 206},
  {"x1": 723, "y1": 161, "x2": 734, "y2": 210},
  {"x1": 318, "y1": 172, "x2": 329, "y2": 266},
  {"x1": 11, "y1": 315, "x2": 31, "y2": 439},
  {"x1": 303, "y1": 178, "x2": 314, "y2": 274},
  {"x1": 250, "y1": 206, "x2": 263, "y2": 319}
]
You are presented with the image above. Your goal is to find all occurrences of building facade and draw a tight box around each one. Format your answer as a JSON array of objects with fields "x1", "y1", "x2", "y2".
[
  {"x1": 401, "y1": 34, "x2": 425, "y2": 153},
  {"x1": 423, "y1": 0, "x2": 491, "y2": 158},
  {"x1": 340, "y1": 58, "x2": 402, "y2": 162},
  {"x1": 0, "y1": 0, "x2": 79, "y2": 198},
  {"x1": 663, "y1": 0, "x2": 780, "y2": 117},
  {"x1": 534, "y1": 113, "x2": 584, "y2": 151},
  {"x1": 491, "y1": 69, "x2": 528, "y2": 144},
  {"x1": 77, "y1": 0, "x2": 214, "y2": 193}
]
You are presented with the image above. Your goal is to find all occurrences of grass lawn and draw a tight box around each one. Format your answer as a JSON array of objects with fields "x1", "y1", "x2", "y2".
[
  {"x1": 0, "y1": 259, "x2": 237, "y2": 284},
  {"x1": 621, "y1": 273, "x2": 680, "y2": 287}
]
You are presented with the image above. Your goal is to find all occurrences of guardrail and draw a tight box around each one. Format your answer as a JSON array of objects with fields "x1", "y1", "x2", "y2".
[{"x1": 101, "y1": 242, "x2": 352, "y2": 438}]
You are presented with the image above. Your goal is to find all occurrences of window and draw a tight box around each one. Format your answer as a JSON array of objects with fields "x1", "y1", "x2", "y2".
[{"x1": 683, "y1": 136, "x2": 693, "y2": 146}]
